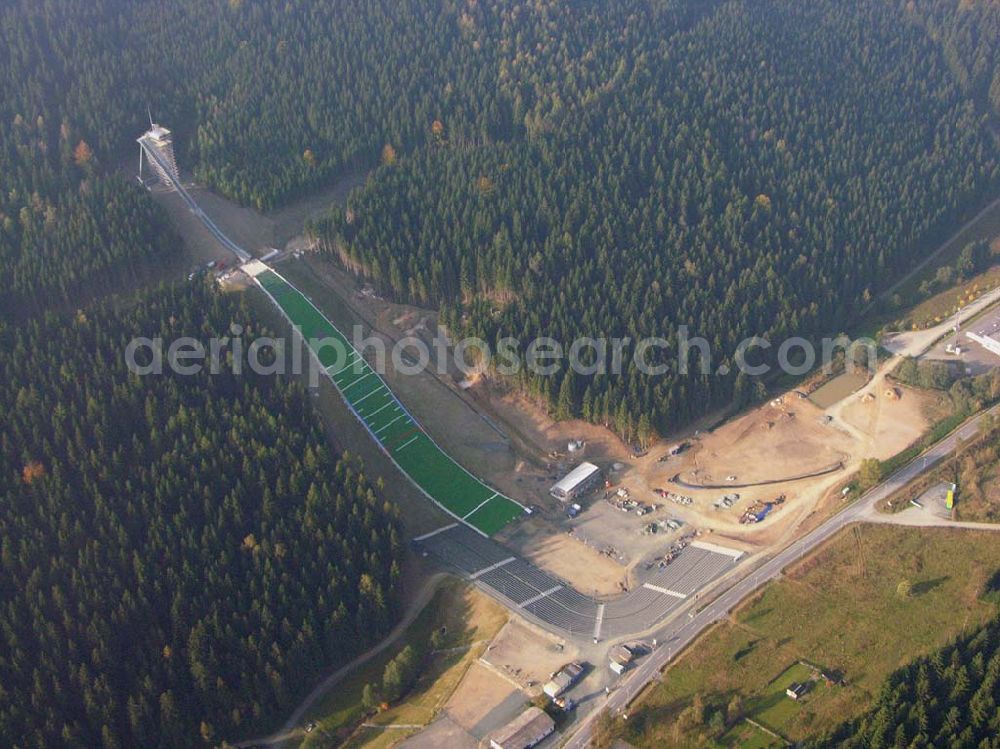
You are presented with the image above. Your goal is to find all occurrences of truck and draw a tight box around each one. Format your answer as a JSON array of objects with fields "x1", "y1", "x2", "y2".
[{"x1": 610, "y1": 644, "x2": 637, "y2": 675}]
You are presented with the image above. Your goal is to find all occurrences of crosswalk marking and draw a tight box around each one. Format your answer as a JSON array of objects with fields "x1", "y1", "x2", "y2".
[
  {"x1": 690, "y1": 540, "x2": 744, "y2": 559},
  {"x1": 643, "y1": 583, "x2": 687, "y2": 599}
]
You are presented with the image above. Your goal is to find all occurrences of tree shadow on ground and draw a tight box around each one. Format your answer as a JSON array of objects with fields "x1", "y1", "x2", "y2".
[{"x1": 911, "y1": 576, "x2": 949, "y2": 596}]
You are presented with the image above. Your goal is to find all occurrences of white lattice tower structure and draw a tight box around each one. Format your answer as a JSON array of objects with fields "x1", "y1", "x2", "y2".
[{"x1": 137, "y1": 124, "x2": 180, "y2": 187}]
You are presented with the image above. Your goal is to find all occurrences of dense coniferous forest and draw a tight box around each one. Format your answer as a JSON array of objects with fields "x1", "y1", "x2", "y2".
[
  {"x1": 2, "y1": 0, "x2": 997, "y2": 355},
  {"x1": 0, "y1": 284, "x2": 402, "y2": 748},
  {"x1": 807, "y1": 615, "x2": 1000, "y2": 748},
  {"x1": 902, "y1": 0, "x2": 1000, "y2": 117},
  {"x1": 0, "y1": 0, "x2": 689, "y2": 310},
  {"x1": 0, "y1": 0, "x2": 174, "y2": 316},
  {"x1": 2, "y1": 0, "x2": 1000, "y2": 746},
  {"x1": 317, "y1": 0, "x2": 1000, "y2": 440}
]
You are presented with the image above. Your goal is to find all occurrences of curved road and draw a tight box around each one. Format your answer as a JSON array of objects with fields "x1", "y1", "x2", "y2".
[{"x1": 562, "y1": 403, "x2": 995, "y2": 749}]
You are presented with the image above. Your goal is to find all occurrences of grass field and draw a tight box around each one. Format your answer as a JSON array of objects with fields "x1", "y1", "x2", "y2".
[
  {"x1": 749, "y1": 662, "x2": 816, "y2": 735},
  {"x1": 621, "y1": 525, "x2": 1000, "y2": 748},
  {"x1": 718, "y1": 722, "x2": 781, "y2": 749},
  {"x1": 255, "y1": 268, "x2": 524, "y2": 536}
]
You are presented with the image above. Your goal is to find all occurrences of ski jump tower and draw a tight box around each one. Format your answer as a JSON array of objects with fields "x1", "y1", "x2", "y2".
[
  {"x1": 137, "y1": 121, "x2": 180, "y2": 188},
  {"x1": 134, "y1": 117, "x2": 252, "y2": 262}
]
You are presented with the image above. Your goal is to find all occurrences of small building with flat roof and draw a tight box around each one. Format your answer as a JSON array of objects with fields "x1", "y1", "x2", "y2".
[
  {"x1": 489, "y1": 706, "x2": 555, "y2": 749},
  {"x1": 543, "y1": 661, "x2": 585, "y2": 698},
  {"x1": 786, "y1": 682, "x2": 808, "y2": 700},
  {"x1": 550, "y1": 462, "x2": 601, "y2": 502}
]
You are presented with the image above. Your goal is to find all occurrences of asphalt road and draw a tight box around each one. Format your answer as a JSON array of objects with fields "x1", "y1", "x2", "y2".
[
  {"x1": 562, "y1": 404, "x2": 995, "y2": 749},
  {"x1": 158, "y1": 144, "x2": 1000, "y2": 749}
]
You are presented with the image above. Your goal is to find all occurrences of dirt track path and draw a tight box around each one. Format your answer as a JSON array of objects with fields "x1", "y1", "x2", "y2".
[
  {"x1": 234, "y1": 573, "x2": 450, "y2": 749},
  {"x1": 882, "y1": 195, "x2": 1000, "y2": 298}
]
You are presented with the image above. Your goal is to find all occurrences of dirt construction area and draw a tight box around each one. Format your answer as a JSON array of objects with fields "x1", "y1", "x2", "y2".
[
  {"x1": 675, "y1": 395, "x2": 853, "y2": 487},
  {"x1": 438, "y1": 662, "x2": 522, "y2": 737},
  {"x1": 481, "y1": 620, "x2": 581, "y2": 695},
  {"x1": 835, "y1": 379, "x2": 940, "y2": 462},
  {"x1": 587, "y1": 370, "x2": 938, "y2": 557},
  {"x1": 152, "y1": 169, "x2": 944, "y2": 600},
  {"x1": 501, "y1": 516, "x2": 630, "y2": 593},
  {"x1": 400, "y1": 621, "x2": 568, "y2": 749},
  {"x1": 278, "y1": 245, "x2": 942, "y2": 584}
]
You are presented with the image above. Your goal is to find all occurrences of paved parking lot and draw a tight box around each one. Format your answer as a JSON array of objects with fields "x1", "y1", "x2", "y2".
[
  {"x1": 416, "y1": 524, "x2": 741, "y2": 641},
  {"x1": 923, "y1": 303, "x2": 1000, "y2": 375}
]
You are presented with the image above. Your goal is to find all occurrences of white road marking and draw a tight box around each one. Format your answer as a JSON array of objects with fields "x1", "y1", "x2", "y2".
[
  {"x1": 354, "y1": 385, "x2": 387, "y2": 406},
  {"x1": 470, "y1": 557, "x2": 516, "y2": 579},
  {"x1": 343, "y1": 371, "x2": 376, "y2": 393},
  {"x1": 374, "y1": 412, "x2": 407, "y2": 436},
  {"x1": 690, "y1": 540, "x2": 744, "y2": 559},
  {"x1": 412, "y1": 523, "x2": 458, "y2": 542},
  {"x1": 363, "y1": 401, "x2": 398, "y2": 419},
  {"x1": 522, "y1": 585, "x2": 562, "y2": 607},
  {"x1": 644, "y1": 583, "x2": 687, "y2": 598},
  {"x1": 593, "y1": 604, "x2": 605, "y2": 640},
  {"x1": 395, "y1": 435, "x2": 420, "y2": 452},
  {"x1": 328, "y1": 354, "x2": 360, "y2": 376}
]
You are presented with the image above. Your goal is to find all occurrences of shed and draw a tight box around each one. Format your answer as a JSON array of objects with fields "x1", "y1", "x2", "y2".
[
  {"x1": 543, "y1": 661, "x2": 585, "y2": 698},
  {"x1": 490, "y1": 707, "x2": 555, "y2": 749},
  {"x1": 786, "y1": 682, "x2": 808, "y2": 700},
  {"x1": 550, "y1": 462, "x2": 601, "y2": 502}
]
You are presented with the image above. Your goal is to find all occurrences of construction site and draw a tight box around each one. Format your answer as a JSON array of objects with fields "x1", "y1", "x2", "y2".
[
  {"x1": 137, "y1": 127, "x2": 989, "y2": 749},
  {"x1": 147, "y1": 117, "x2": 947, "y2": 614},
  {"x1": 470, "y1": 367, "x2": 938, "y2": 601}
]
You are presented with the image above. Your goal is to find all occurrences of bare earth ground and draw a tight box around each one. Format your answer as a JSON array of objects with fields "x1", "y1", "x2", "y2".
[
  {"x1": 837, "y1": 383, "x2": 939, "y2": 461},
  {"x1": 157, "y1": 170, "x2": 942, "y2": 597},
  {"x1": 397, "y1": 716, "x2": 476, "y2": 749},
  {"x1": 400, "y1": 615, "x2": 575, "y2": 748},
  {"x1": 506, "y1": 521, "x2": 631, "y2": 594},
  {"x1": 148, "y1": 170, "x2": 366, "y2": 269},
  {"x1": 270, "y1": 249, "x2": 940, "y2": 588},
  {"x1": 482, "y1": 620, "x2": 581, "y2": 695},
  {"x1": 678, "y1": 396, "x2": 852, "y2": 486},
  {"x1": 439, "y1": 661, "x2": 520, "y2": 736}
]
